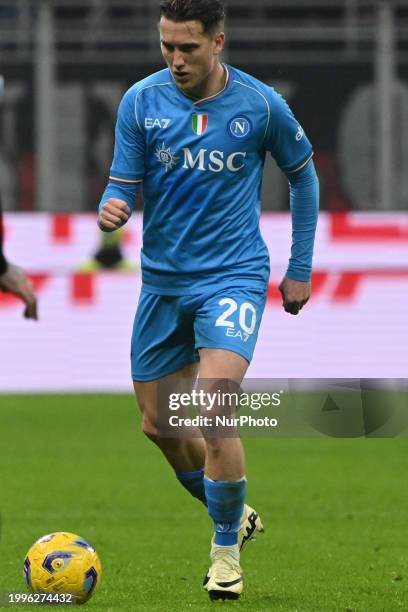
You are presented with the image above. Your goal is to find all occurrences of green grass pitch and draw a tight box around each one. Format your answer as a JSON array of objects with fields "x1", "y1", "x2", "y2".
[{"x1": 0, "y1": 395, "x2": 407, "y2": 611}]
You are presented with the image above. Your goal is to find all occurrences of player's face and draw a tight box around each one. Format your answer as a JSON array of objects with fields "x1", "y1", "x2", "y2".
[{"x1": 159, "y1": 17, "x2": 225, "y2": 97}]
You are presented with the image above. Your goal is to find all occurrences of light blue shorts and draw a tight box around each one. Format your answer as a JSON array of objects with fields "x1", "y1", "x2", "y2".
[{"x1": 131, "y1": 285, "x2": 267, "y2": 381}]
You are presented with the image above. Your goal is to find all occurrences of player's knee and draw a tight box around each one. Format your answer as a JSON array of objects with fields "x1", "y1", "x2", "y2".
[
  {"x1": 142, "y1": 417, "x2": 184, "y2": 456},
  {"x1": 141, "y1": 416, "x2": 175, "y2": 448},
  {"x1": 141, "y1": 415, "x2": 159, "y2": 442}
]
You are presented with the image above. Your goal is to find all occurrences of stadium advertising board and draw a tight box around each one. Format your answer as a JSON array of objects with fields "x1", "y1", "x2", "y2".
[{"x1": 0, "y1": 212, "x2": 407, "y2": 391}]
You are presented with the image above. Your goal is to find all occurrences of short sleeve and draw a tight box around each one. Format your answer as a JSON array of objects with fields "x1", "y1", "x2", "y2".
[
  {"x1": 109, "y1": 88, "x2": 145, "y2": 182},
  {"x1": 265, "y1": 89, "x2": 313, "y2": 173}
]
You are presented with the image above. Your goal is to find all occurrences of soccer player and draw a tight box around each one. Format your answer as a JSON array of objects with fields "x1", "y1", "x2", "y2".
[
  {"x1": 0, "y1": 198, "x2": 38, "y2": 320},
  {"x1": 98, "y1": 0, "x2": 319, "y2": 600}
]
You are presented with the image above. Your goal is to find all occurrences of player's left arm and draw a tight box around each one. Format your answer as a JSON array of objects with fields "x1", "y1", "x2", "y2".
[
  {"x1": 279, "y1": 159, "x2": 319, "y2": 315},
  {"x1": 265, "y1": 89, "x2": 319, "y2": 315}
]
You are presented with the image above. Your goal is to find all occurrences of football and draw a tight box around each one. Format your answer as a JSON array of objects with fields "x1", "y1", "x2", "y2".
[{"x1": 23, "y1": 532, "x2": 102, "y2": 604}]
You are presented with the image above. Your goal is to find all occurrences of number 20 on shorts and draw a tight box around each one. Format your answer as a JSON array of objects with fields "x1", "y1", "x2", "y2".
[{"x1": 215, "y1": 298, "x2": 257, "y2": 341}]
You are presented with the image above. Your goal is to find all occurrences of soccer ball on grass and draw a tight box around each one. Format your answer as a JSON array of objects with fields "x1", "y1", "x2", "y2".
[{"x1": 23, "y1": 532, "x2": 102, "y2": 604}]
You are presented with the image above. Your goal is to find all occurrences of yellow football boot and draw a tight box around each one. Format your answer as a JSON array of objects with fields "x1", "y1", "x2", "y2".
[{"x1": 205, "y1": 546, "x2": 243, "y2": 601}]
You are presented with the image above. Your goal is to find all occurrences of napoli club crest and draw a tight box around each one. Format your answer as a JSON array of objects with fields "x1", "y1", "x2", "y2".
[{"x1": 228, "y1": 116, "x2": 252, "y2": 140}]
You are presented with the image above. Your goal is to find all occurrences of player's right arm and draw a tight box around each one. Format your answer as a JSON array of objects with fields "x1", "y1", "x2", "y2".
[
  {"x1": 98, "y1": 198, "x2": 130, "y2": 232},
  {"x1": 98, "y1": 87, "x2": 145, "y2": 232}
]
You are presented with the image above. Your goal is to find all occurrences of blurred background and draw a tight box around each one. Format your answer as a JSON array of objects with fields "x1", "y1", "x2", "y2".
[
  {"x1": 0, "y1": 0, "x2": 407, "y2": 391},
  {"x1": 1, "y1": 0, "x2": 408, "y2": 212},
  {"x1": 1, "y1": 7, "x2": 406, "y2": 607}
]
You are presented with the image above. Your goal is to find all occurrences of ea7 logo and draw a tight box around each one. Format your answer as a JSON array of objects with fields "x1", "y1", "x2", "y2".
[
  {"x1": 145, "y1": 118, "x2": 171, "y2": 129},
  {"x1": 295, "y1": 125, "x2": 304, "y2": 141},
  {"x1": 182, "y1": 148, "x2": 247, "y2": 173}
]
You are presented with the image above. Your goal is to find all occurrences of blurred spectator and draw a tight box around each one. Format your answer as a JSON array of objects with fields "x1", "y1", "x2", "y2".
[{"x1": 0, "y1": 197, "x2": 38, "y2": 319}]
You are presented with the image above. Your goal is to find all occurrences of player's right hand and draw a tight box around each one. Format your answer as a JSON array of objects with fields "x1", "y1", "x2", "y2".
[{"x1": 98, "y1": 198, "x2": 130, "y2": 232}]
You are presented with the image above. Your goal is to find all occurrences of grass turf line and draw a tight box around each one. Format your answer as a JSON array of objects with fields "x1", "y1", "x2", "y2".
[{"x1": 0, "y1": 395, "x2": 407, "y2": 611}]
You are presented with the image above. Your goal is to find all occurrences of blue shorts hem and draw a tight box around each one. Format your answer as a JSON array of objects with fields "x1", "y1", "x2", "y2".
[
  {"x1": 196, "y1": 343, "x2": 252, "y2": 365},
  {"x1": 132, "y1": 356, "x2": 200, "y2": 382}
]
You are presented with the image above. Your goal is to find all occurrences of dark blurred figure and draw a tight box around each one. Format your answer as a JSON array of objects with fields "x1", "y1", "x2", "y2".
[{"x1": 0, "y1": 197, "x2": 38, "y2": 319}]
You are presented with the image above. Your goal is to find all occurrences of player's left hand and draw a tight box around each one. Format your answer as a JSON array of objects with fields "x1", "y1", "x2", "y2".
[
  {"x1": 0, "y1": 263, "x2": 38, "y2": 320},
  {"x1": 278, "y1": 276, "x2": 311, "y2": 316}
]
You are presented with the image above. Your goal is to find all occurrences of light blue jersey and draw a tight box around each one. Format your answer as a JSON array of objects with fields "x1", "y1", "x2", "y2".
[{"x1": 105, "y1": 65, "x2": 314, "y2": 295}]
